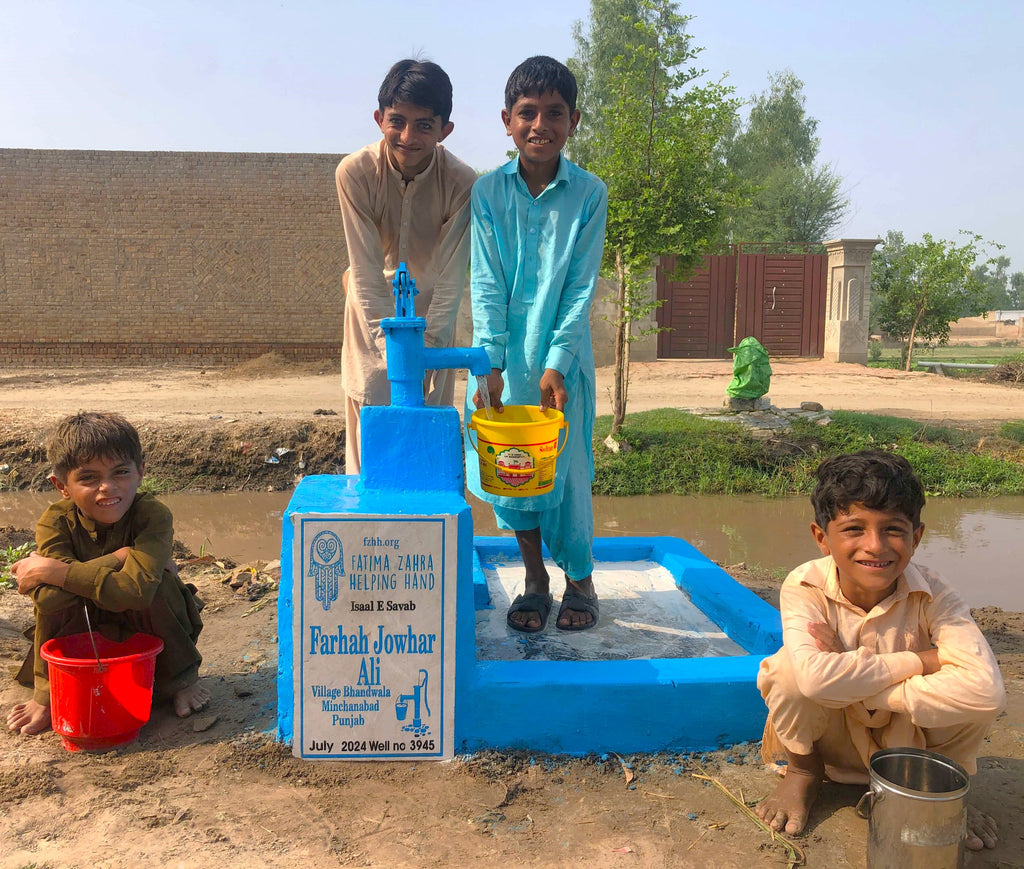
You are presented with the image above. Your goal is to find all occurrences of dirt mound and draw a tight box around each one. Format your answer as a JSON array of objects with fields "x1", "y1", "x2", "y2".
[
  {"x1": 0, "y1": 526, "x2": 34, "y2": 551},
  {"x1": 0, "y1": 418, "x2": 346, "y2": 492},
  {"x1": 214, "y1": 352, "x2": 340, "y2": 379}
]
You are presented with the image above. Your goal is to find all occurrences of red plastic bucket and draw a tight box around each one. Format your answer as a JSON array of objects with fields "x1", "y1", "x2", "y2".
[{"x1": 40, "y1": 632, "x2": 164, "y2": 752}]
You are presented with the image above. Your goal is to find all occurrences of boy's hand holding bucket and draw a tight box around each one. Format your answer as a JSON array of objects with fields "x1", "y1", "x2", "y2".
[
  {"x1": 473, "y1": 368, "x2": 505, "y2": 412},
  {"x1": 539, "y1": 368, "x2": 567, "y2": 412}
]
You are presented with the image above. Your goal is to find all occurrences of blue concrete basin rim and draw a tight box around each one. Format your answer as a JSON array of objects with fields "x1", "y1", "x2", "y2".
[{"x1": 462, "y1": 536, "x2": 781, "y2": 753}]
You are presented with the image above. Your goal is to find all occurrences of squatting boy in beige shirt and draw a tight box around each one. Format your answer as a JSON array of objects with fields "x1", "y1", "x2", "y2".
[
  {"x1": 755, "y1": 450, "x2": 1005, "y2": 852},
  {"x1": 335, "y1": 59, "x2": 477, "y2": 474}
]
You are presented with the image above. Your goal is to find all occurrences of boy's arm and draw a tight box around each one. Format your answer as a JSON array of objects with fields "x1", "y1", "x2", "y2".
[
  {"x1": 470, "y1": 181, "x2": 511, "y2": 374},
  {"x1": 336, "y1": 157, "x2": 395, "y2": 356},
  {"x1": 861, "y1": 583, "x2": 1006, "y2": 726},
  {"x1": 808, "y1": 621, "x2": 939, "y2": 674},
  {"x1": 34, "y1": 501, "x2": 175, "y2": 613},
  {"x1": 780, "y1": 580, "x2": 926, "y2": 708},
  {"x1": 27, "y1": 513, "x2": 125, "y2": 613},
  {"x1": 422, "y1": 168, "x2": 474, "y2": 350},
  {"x1": 543, "y1": 182, "x2": 608, "y2": 378}
]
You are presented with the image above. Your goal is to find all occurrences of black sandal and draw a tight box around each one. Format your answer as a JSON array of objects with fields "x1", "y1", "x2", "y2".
[{"x1": 506, "y1": 592, "x2": 554, "y2": 633}]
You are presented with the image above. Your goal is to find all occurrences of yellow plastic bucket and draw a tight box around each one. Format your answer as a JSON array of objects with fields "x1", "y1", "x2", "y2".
[{"x1": 467, "y1": 406, "x2": 568, "y2": 497}]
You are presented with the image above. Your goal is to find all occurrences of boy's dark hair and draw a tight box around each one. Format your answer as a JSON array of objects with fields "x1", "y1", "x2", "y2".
[
  {"x1": 47, "y1": 412, "x2": 144, "y2": 481},
  {"x1": 378, "y1": 59, "x2": 454, "y2": 125},
  {"x1": 811, "y1": 449, "x2": 925, "y2": 529},
  {"x1": 504, "y1": 55, "x2": 578, "y2": 112}
]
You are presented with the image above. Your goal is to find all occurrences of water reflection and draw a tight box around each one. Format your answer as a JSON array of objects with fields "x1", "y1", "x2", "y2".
[{"x1": 2, "y1": 491, "x2": 1022, "y2": 610}]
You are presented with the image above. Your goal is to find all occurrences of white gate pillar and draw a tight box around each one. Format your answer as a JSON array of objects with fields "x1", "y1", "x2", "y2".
[{"x1": 822, "y1": 238, "x2": 881, "y2": 364}]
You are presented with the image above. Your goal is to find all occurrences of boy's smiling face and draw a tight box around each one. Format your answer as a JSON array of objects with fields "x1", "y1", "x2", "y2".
[
  {"x1": 374, "y1": 101, "x2": 453, "y2": 180},
  {"x1": 502, "y1": 89, "x2": 580, "y2": 172},
  {"x1": 51, "y1": 454, "x2": 144, "y2": 529},
  {"x1": 812, "y1": 502, "x2": 924, "y2": 612}
]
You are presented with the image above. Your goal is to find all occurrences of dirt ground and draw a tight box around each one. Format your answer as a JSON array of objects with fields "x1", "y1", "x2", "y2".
[
  {"x1": 4, "y1": 354, "x2": 1024, "y2": 430},
  {"x1": 3, "y1": 354, "x2": 1024, "y2": 492},
  {"x1": 2, "y1": 357, "x2": 1024, "y2": 868}
]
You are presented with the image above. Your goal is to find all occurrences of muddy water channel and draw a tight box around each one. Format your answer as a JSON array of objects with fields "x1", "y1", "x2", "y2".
[{"x1": 2, "y1": 492, "x2": 1022, "y2": 610}]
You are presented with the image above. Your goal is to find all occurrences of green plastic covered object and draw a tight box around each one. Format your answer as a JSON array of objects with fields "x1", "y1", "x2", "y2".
[{"x1": 726, "y1": 337, "x2": 771, "y2": 399}]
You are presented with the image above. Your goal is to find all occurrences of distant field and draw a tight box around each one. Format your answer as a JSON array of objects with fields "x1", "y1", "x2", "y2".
[{"x1": 874, "y1": 343, "x2": 1023, "y2": 366}]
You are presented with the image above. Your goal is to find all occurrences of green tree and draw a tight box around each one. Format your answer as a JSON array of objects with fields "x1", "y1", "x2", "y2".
[
  {"x1": 872, "y1": 230, "x2": 995, "y2": 370},
  {"x1": 1010, "y1": 271, "x2": 1024, "y2": 310},
  {"x1": 721, "y1": 70, "x2": 847, "y2": 244},
  {"x1": 567, "y1": 0, "x2": 646, "y2": 171},
  {"x1": 973, "y1": 255, "x2": 1013, "y2": 309},
  {"x1": 569, "y1": 0, "x2": 739, "y2": 440}
]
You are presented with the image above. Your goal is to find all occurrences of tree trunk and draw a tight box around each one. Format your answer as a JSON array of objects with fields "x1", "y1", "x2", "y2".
[
  {"x1": 903, "y1": 307, "x2": 925, "y2": 371},
  {"x1": 610, "y1": 251, "x2": 628, "y2": 437}
]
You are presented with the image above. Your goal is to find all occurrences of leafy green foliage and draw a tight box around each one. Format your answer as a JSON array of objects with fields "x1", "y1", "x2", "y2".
[
  {"x1": 1, "y1": 541, "x2": 35, "y2": 587},
  {"x1": 719, "y1": 70, "x2": 847, "y2": 244},
  {"x1": 583, "y1": 3, "x2": 738, "y2": 270},
  {"x1": 592, "y1": 409, "x2": 1024, "y2": 497},
  {"x1": 872, "y1": 230, "x2": 999, "y2": 370},
  {"x1": 1011, "y1": 272, "x2": 1024, "y2": 310},
  {"x1": 569, "y1": 0, "x2": 739, "y2": 435},
  {"x1": 567, "y1": 0, "x2": 647, "y2": 171},
  {"x1": 972, "y1": 255, "x2": 1015, "y2": 310}
]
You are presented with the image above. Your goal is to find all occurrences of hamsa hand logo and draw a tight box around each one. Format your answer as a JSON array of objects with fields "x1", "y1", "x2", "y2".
[{"x1": 309, "y1": 530, "x2": 344, "y2": 611}]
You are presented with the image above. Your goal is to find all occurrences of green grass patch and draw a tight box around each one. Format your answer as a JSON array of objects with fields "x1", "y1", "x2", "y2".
[
  {"x1": 1, "y1": 541, "x2": 35, "y2": 587},
  {"x1": 873, "y1": 344, "x2": 1024, "y2": 367},
  {"x1": 139, "y1": 476, "x2": 175, "y2": 495},
  {"x1": 999, "y1": 421, "x2": 1024, "y2": 443},
  {"x1": 593, "y1": 409, "x2": 1024, "y2": 498}
]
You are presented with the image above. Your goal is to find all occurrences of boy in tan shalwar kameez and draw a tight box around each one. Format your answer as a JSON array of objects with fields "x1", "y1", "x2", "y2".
[
  {"x1": 755, "y1": 450, "x2": 1005, "y2": 852},
  {"x1": 335, "y1": 59, "x2": 477, "y2": 474}
]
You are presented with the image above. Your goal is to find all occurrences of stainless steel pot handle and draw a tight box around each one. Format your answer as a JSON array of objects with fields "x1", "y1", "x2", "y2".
[{"x1": 855, "y1": 788, "x2": 882, "y2": 819}]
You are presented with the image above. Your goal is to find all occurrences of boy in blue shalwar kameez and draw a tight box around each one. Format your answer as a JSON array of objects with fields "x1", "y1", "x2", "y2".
[{"x1": 467, "y1": 56, "x2": 608, "y2": 633}]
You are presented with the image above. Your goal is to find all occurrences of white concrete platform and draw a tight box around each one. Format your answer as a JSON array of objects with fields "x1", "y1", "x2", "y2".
[{"x1": 476, "y1": 558, "x2": 746, "y2": 661}]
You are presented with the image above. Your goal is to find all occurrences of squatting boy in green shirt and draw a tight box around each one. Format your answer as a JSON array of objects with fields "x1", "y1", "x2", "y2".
[{"x1": 7, "y1": 412, "x2": 207, "y2": 736}]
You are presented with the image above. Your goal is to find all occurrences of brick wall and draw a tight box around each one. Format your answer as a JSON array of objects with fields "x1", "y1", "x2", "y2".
[{"x1": 0, "y1": 149, "x2": 346, "y2": 364}]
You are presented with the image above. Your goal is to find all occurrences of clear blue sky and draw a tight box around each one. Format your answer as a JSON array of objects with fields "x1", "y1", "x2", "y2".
[{"x1": 3, "y1": 0, "x2": 1020, "y2": 272}]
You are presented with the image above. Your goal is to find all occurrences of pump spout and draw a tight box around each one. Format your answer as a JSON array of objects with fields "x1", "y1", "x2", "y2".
[{"x1": 424, "y1": 346, "x2": 491, "y2": 378}]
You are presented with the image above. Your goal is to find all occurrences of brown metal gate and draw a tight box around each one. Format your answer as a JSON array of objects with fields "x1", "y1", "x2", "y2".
[
  {"x1": 656, "y1": 254, "x2": 736, "y2": 358},
  {"x1": 734, "y1": 254, "x2": 827, "y2": 357},
  {"x1": 656, "y1": 250, "x2": 827, "y2": 359}
]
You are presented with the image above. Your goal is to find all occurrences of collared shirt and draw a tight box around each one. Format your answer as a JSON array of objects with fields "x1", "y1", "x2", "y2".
[
  {"x1": 780, "y1": 555, "x2": 1005, "y2": 728},
  {"x1": 336, "y1": 140, "x2": 477, "y2": 402},
  {"x1": 32, "y1": 492, "x2": 175, "y2": 614},
  {"x1": 470, "y1": 156, "x2": 608, "y2": 397},
  {"x1": 466, "y1": 156, "x2": 607, "y2": 519}
]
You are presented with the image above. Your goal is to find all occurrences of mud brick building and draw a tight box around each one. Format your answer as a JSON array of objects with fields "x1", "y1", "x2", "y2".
[{"x1": 0, "y1": 149, "x2": 346, "y2": 364}]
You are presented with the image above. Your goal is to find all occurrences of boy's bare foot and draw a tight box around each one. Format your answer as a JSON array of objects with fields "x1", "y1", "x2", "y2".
[
  {"x1": 172, "y1": 681, "x2": 210, "y2": 718},
  {"x1": 755, "y1": 749, "x2": 824, "y2": 836},
  {"x1": 6, "y1": 699, "x2": 52, "y2": 735},
  {"x1": 965, "y1": 804, "x2": 998, "y2": 850}
]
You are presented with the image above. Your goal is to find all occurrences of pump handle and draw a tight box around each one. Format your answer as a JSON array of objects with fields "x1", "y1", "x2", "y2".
[{"x1": 392, "y1": 261, "x2": 419, "y2": 318}]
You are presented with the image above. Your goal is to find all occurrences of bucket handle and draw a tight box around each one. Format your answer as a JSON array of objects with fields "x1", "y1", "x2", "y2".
[
  {"x1": 82, "y1": 603, "x2": 106, "y2": 673},
  {"x1": 855, "y1": 787, "x2": 882, "y2": 819},
  {"x1": 466, "y1": 414, "x2": 569, "y2": 475}
]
